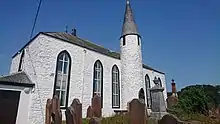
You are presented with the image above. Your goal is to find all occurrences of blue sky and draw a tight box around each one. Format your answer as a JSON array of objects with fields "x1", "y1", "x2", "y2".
[{"x1": 0, "y1": 0, "x2": 219, "y2": 91}]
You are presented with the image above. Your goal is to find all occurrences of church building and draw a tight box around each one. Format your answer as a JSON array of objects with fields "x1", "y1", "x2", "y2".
[{"x1": 0, "y1": 1, "x2": 167, "y2": 124}]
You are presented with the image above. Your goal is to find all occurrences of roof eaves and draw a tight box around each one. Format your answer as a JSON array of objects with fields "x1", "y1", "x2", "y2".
[
  {"x1": 12, "y1": 32, "x2": 43, "y2": 58},
  {"x1": 0, "y1": 80, "x2": 35, "y2": 87}
]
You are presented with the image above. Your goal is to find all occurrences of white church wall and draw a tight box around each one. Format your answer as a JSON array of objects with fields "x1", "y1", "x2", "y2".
[
  {"x1": 9, "y1": 33, "x2": 167, "y2": 123},
  {"x1": 9, "y1": 33, "x2": 122, "y2": 123},
  {"x1": 0, "y1": 85, "x2": 32, "y2": 124},
  {"x1": 10, "y1": 52, "x2": 22, "y2": 74},
  {"x1": 81, "y1": 46, "x2": 121, "y2": 117}
]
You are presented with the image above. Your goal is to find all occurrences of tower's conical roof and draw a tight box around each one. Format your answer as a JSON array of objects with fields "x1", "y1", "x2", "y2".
[{"x1": 121, "y1": 0, "x2": 139, "y2": 37}]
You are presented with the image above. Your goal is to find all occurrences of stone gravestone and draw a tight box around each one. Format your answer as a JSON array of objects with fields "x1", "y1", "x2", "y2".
[
  {"x1": 52, "y1": 95, "x2": 62, "y2": 124},
  {"x1": 45, "y1": 99, "x2": 52, "y2": 124},
  {"x1": 86, "y1": 106, "x2": 93, "y2": 118},
  {"x1": 150, "y1": 77, "x2": 168, "y2": 120},
  {"x1": 91, "y1": 95, "x2": 102, "y2": 118},
  {"x1": 158, "y1": 114, "x2": 183, "y2": 124},
  {"x1": 128, "y1": 99, "x2": 146, "y2": 124},
  {"x1": 65, "y1": 98, "x2": 82, "y2": 124},
  {"x1": 45, "y1": 95, "x2": 62, "y2": 124}
]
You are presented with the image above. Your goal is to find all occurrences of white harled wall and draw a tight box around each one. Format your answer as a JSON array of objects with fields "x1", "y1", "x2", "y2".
[{"x1": 10, "y1": 34, "x2": 167, "y2": 124}]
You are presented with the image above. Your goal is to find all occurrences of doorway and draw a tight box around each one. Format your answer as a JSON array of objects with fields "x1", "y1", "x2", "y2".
[{"x1": 0, "y1": 90, "x2": 20, "y2": 124}]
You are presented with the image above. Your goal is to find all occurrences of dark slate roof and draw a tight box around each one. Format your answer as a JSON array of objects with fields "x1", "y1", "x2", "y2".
[
  {"x1": 12, "y1": 32, "x2": 165, "y2": 74},
  {"x1": 121, "y1": 0, "x2": 139, "y2": 37},
  {"x1": 0, "y1": 71, "x2": 34, "y2": 87}
]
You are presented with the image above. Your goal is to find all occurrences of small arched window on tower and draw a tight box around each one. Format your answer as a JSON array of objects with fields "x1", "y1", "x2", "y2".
[
  {"x1": 137, "y1": 36, "x2": 140, "y2": 45},
  {"x1": 93, "y1": 60, "x2": 103, "y2": 108},
  {"x1": 112, "y1": 65, "x2": 120, "y2": 108},
  {"x1": 145, "y1": 74, "x2": 151, "y2": 108},
  {"x1": 18, "y1": 50, "x2": 25, "y2": 72},
  {"x1": 53, "y1": 50, "x2": 71, "y2": 108},
  {"x1": 123, "y1": 36, "x2": 126, "y2": 46},
  {"x1": 158, "y1": 77, "x2": 162, "y2": 87}
]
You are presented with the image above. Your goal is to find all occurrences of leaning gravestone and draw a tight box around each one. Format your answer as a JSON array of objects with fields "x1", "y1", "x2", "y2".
[
  {"x1": 45, "y1": 95, "x2": 62, "y2": 124},
  {"x1": 86, "y1": 106, "x2": 93, "y2": 118},
  {"x1": 158, "y1": 114, "x2": 183, "y2": 124},
  {"x1": 65, "y1": 98, "x2": 82, "y2": 124},
  {"x1": 45, "y1": 99, "x2": 52, "y2": 124},
  {"x1": 91, "y1": 95, "x2": 102, "y2": 118},
  {"x1": 52, "y1": 95, "x2": 62, "y2": 124},
  {"x1": 150, "y1": 77, "x2": 168, "y2": 120},
  {"x1": 128, "y1": 99, "x2": 146, "y2": 124}
]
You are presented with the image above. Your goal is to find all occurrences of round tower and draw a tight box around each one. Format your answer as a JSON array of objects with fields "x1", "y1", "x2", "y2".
[{"x1": 120, "y1": 0, "x2": 144, "y2": 109}]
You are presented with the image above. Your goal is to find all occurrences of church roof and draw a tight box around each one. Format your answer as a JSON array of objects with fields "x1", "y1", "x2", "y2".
[
  {"x1": 121, "y1": 0, "x2": 139, "y2": 37},
  {"x1": 12, "y1": 32, "x2": 165, "y2": 74},
  {"x1": 0, "y1": 71, "x2": 35, "y2": 87}
]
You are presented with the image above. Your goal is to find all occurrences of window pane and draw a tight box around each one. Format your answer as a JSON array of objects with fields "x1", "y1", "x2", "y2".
[
  {"x1": 113, "y1": 83, "x2": 116, "y2": 94},
  {"x1": 60, "y1": 91, "x2": 66, "y2": 106},
  {"x1": 113, "y1": 73, "x2": 116, "y2": 82},
  {"x1": 56, "y1": 74, "x2": 62, "y2": 88},
  {"x1": 116, "y1": 95, "x2": 119, "y2": 106},
  {"x1": 62, "y1": 81, "x2": 66, "y2": 90},
  {"x1": 97, "y1": 71, "x2": 100, "y2": 79},
  {"x1": 116, "y1": 84, "x2": 119, "y2": 94},
  {"x1": 58, "y1": 53, "x2": 64, "y2": 60},
  {"x1": 97, "y1": 80, "x2": 101, "y2": 92},
  {"x1": 63, "y1": 62, "x2": 68, "y2": 74},
  {"x1": 94, "y1": 81, "x2": 97, "y2": 92},
  {"x1": 64, "y1": 54, "x2": 69, "y2": 61},
  {"x1": 113, "y1": 95, "x2": 116, "y2": 106},
  {"x1": 57, "y1": 61, "x2": 63, "y2": 72}
]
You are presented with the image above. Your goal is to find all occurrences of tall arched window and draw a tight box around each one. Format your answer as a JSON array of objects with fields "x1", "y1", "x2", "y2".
[
  {"x1": 145, "y1": 74, "x2": 151, "y2": 108},
  {"x1": 53, "y1": 50, "x2": 71, "y2": 108},
  {"x1": 93, "y1": 60, "x2": 103, "y2": 107},
  {"x1": 18, "y1": 50, "x2": 25, "y2": 72},
  {"x1": 112, "y1": 65, "x2": 120, "y2": 108},
  {"x1": 158, "y1": 77, "x2": 162, "y2": 87}
]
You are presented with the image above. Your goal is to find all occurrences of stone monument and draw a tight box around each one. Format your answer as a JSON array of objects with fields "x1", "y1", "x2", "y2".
[{"x1": 150, "y1": 77, "x2": 168, "y2": 119}]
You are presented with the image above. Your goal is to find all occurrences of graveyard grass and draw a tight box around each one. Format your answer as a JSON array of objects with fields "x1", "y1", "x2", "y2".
[
  {"x1": 61, "y1": 115, "x2": 158, "y2": 124},
  {"x1": 58, "y1": 84, "x2": 220, "y2": 124}
]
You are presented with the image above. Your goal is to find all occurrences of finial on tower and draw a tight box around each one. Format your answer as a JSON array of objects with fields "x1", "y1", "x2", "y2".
[
  {"x1": 121, "y1": 0, "x2": 139, "y2": 38},
  {"x1": 126, "y1": 0, "x2": 130, "y2": 4}
]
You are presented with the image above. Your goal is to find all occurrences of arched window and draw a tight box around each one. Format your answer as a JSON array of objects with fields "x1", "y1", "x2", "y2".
[
  {"x1": 112, "y1": 65, "x2": 120, "y2": 108},
  {"x1": 18, "y1": 50, "x2": 25, "y2": 72},
  {"x1": 158, "y1": 77, "x2": 162, "y2": 87},
  {"x1": 145, "y1": 74, "x2": 151, "y2": 108},
  {"x1": 93, "y1": 60, "x2": 103, "y2": 107},
  {"x1": 53, "y1": 51, "x2": 71, "y2": 108},
  {"x1": 139, "y1": 88, "x2": 145, "y2": 104}
]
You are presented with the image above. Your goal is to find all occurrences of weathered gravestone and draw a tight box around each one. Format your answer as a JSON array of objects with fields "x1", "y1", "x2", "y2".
[
  {"x1": 65, "y1": 98, "x2": 82, "y2": 124},
  {"x1": 91, "y1": 95, "x2": 102, "y2": 118},
  {"x1": 128, "y1": 98, "x2": 146, "y2": 124},
  {"x1": 158, "y1": 114, "x2": 183, "y2": 124},
  {"x1": 150, "y1": 77, "x2": 168, "y2": 119},
  {"x1": 45, "y1": 99, "x2": 52, "y2": 124},
  {"x1": 86, "y1": 106, "x2": 93, "y2": 118},
  {"x1": 45, "y1": 95, "x2": 62, "y2": 124}
]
